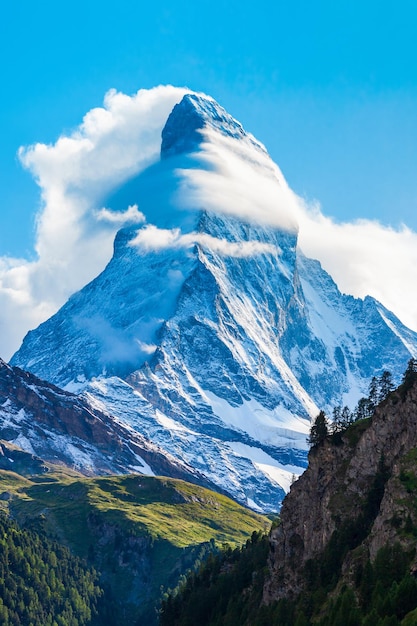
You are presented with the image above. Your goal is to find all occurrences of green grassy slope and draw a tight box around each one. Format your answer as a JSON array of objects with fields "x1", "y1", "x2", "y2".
[{"x1": 0, "y1": 470, "x2": 268, "y2": 624}]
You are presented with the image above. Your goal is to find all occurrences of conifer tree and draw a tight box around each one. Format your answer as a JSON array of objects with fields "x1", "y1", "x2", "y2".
[
  {"x1": 378, "y1": 370, "x2": 394, "y2": 401},
  {"x1": 308, "y1": 411, "x2": 329, "y2": 447},
  {"x1": 331, "y1": 406, "x2": 343, "y2": 432},
  {"x1": 368, "y1": 376, "x2": 379, "y2": 408}
]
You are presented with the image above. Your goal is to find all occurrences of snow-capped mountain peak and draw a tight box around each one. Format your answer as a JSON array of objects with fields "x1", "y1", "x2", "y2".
[
  {"x1": 160, "y1": 93, "x2": 265, "y2": 159},
  {"x1": 10, "y1": 93, "x2": 417, "y2": 512}
]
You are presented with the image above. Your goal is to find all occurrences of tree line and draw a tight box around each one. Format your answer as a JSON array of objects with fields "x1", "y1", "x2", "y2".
[
  {"x1": 308, "y1": 359, "x2": 417, "y2": 448},
  {"x1": 0, "y1": 513, "x2": 103, "y2": 625}
]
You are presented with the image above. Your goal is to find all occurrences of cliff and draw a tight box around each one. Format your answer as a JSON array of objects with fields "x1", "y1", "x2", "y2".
[{"x1": 264, "y1": 366, "x2": 417, "y2": 605}]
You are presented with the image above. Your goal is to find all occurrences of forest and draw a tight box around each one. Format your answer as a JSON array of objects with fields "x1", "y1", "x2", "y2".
[{"x1": 0, "y1": 514, "x2": 103, "y2": 626}]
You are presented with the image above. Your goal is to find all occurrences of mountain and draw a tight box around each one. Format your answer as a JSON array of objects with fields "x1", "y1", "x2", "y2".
[
  {"x1": 0, "y1": 357, "x2": 206, "y2": 484},
  {"x1": 11, "y1": 93, "x2": 417, "y2": 512},
  {"x1": 159, "y1": 367, "x2": 417, "y2": 625}
]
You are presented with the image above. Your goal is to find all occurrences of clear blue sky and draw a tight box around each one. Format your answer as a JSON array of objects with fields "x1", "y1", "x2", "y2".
[{"x1": 1, "y1": 0, "x2": 417, "y2": 257}]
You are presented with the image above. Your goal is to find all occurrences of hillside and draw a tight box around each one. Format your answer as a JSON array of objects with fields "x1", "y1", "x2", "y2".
[
  {"x1": 0, "y1": 357, "x2": 205, "y2": 484},
  {"x1": 0, "y1": 469, "x2": 267, "y2": 624},
  {"x1": 159, "y1": 363, "x2": 417, "y2": 625},
  {"x1": 0, "y1": 513, "x2": 102, "y2": 625}
]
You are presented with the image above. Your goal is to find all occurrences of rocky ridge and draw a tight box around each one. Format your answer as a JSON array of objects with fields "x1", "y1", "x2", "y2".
[
  {"x1": 264, "y1": 368, "x2": 417, "y2": 603},
  {"x1": 0, "y1": 358, "x2": 206, "y2": 485}
]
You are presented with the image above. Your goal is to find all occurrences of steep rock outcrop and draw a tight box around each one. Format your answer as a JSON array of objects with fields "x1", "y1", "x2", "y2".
[{"x1": 264, "y1": 374, "x2": 417, "y2": 602}]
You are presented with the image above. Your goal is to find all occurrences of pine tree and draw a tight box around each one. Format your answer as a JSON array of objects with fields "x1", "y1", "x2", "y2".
[
  {"x1": 378, "y1": 371, "x2": 394, "y2": 402},
  {"x1": 368, "y1": 376, "x2": 379, "y2": 408},
  {"x1": 331, "y1": 406, "x2": 343, "y2": 433},
  {"x1": 308, "y1": 411, "x2": 329, "y2": 448},
  {"x1": 400, "y1": 358, "x2": 417, "y2": 398},
  {"x1": 341, "y1": 405, "x2": 353, "y2": 427},
  {"x1": 354, "y1": 397, "x2": 373, "y2": 421},
  {"x1": 402, "y1": 358, "x2": 417, "y2": 384}
]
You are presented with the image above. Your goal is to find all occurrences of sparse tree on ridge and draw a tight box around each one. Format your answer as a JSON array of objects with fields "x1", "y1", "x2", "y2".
[
  {"x1": 308, "y1": 410, "x2": 329, "y2": 448},
  {"x1": 402, "y1": 358, "x2": 417, "y2": 383},
  {"x1": 341, "y1": 405, "x2": 353, "y2": 427},
  {"x1": 400, "y1": 358, "x2": 417, "y2": 397},
  {"x1": 331, "y1": 406, "x2": 343, "y2": 433},
  {"x1": 378, "y1": 370, "x2": 394, "y2": 401},
  {"x1": 368, "y1": 376, "x2": 379, "y2": 409},
  {"x1": 354, "y1": 396, "x2": 374, "y2": 421}
]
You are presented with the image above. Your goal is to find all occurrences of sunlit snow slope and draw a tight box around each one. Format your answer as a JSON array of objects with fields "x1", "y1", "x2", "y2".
[{"x1": 11, "y1": 94, "x2": 417, "y2": 511}]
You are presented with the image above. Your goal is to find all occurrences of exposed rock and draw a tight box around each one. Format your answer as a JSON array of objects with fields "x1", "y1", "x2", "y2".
[
  {"x1": 264, "y1": 375, "x2": 417, "y2": 603},
  {"x1": 0, "y1": 358, "x2": 211, "y2": 487}
]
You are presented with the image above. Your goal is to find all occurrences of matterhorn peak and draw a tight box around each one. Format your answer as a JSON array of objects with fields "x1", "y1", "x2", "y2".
[
  {"x1": 161, "y1": 93, "x2": 264, "y2": 159},
  {"x1": 10, "y1": 92, "x2": 417, "y2": 512},
  {"x1": 105, "y1": 91, "x2": 299, "y2": 235}
]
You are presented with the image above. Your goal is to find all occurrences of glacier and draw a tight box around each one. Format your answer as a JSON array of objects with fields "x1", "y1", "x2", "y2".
[{"x1": 10, "y1": 93, "x2": 417, "y2": 512}]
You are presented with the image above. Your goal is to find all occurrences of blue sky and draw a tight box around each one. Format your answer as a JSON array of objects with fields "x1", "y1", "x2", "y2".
[
  {"x1": 1, "y1": 0, "x2": 417, "y2": 257},
  {"x1": 1, "y1": 0, "x2": 417, "y2": 359}
]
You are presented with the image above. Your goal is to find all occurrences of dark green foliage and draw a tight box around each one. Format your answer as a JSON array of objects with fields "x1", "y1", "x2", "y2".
[
  {"x1": 379, "y1": 370, "x2": 394, "y2": 401},
  {"x1": 321, "y1": 586, "x2": 362, "y2": 626},
  {"x1": 308, "y1": 410, "x2": 329, "y2": 447},
  {"x1": 400, "y1": 469, "x2": 417, "y2": 494},
  {"x1": 400, "y1": 358, "x2": 417, "y2": 399},
  {"x1": 160, "y1": 534, "x2": 417, "y2": 626},
  {"x1": 331, "y1": 369, "x2": 395, "y2": 440},
  {"x1": 158, "y1": 455, "x2": 412, "y2": 626},
  {"x1": 159, "y1": 531, "x2": 269, "y2": 626},
  {"x1": 354, "y1": 396, "x2": 374, "y2": 421},
  {"x1": 1, "y1": 472, "x2": 266, "y2": 626},
  {"x1": 311, "y1": 367, "x2": 401, "y2": 448},
  {"x1": 368, "y1": 375, "x2": 379, "y2": 407},
  {"x1": 0, "y1": 513, "x2": 103, "y2": 625}
]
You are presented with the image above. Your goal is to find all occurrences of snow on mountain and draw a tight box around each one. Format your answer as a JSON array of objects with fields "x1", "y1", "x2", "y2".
[
  {"x1": 0, "y1": 358, "x2": 207, "y2": 484},
  {"x1": 10, "y1": 93, "x2": 417, "y2": 512}
]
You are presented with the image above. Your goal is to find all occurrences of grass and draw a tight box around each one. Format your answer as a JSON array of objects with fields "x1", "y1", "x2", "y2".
[
  {"x1": 0, "y1": 470, "x2": 269, "y2": 624},
  {"x1": 343, "y1": 417, "x2": 371, "y2": 447},
  {"x1": 6, "y1": 474, "x2": 268, "y2": 551}
]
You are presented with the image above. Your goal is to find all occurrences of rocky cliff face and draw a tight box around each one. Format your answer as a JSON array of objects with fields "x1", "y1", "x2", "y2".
[
  {"x1": 0, "y1": 358, "x2": 204, "y2": 484},
  {"x1": 264, "y1": 372, "x2": 417, "y2": 602}
]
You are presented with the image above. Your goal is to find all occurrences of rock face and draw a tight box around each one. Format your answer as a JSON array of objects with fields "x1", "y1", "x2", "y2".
[
  {"x1": 0, "y1": 358, "x2": 205, "y2": 484},
  {"x1": 264, "y1": 373, "x2": 417, "y2": 602},
  {"x1": 10, "y1": 93, "x2": 417, "y2": 511},
  {"x1": 0, "y1": 440, "x2": 48, "y2": 476}
]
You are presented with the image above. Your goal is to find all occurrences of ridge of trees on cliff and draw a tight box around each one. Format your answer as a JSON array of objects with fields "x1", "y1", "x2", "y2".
[
  {"x1": 159, "y1": 358, "x2": 417, "y2": 626},
  {"x1": 308, "y1": 359, "x2": 417, "y2": 449}
]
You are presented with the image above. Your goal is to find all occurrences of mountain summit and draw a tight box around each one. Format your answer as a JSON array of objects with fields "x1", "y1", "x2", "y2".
[
  {"x1": 11, "y1": 93, "x2": 417, "y2": 511},
  {"x1": 160, "y1": 93, "x2": 264, "y2": 158}
]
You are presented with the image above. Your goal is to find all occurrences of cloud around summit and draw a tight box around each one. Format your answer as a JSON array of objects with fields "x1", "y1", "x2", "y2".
[
  {"x1": 0, "y1": 86, "x2": 188, "y2": 359},
  {"x1": 296, "y1": 209, "x2": 417, "y2": 334},
  {"x1": 1, "y1": 86, "x2": 417, "y2": 359}
]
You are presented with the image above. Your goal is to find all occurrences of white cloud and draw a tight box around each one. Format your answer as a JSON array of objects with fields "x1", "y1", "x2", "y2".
[
  {"x1": 94, "y1": 204, "x2": 145, "y2": 224},
  {"x1": 175, "y1": 128, "x2": 300, "y2": 233},
  {"x1": 0, "y1": 85, "x2": 188, "y2": 359},
  {"x1": 1, "y1": 84, "x2": 417, "y2": 365},
  {"x1": 130, "y1": 224, "x2": 279, "y2": 257},
  {"x1": 295, "y1": 205, "x2": 417, "y2": 332}
]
